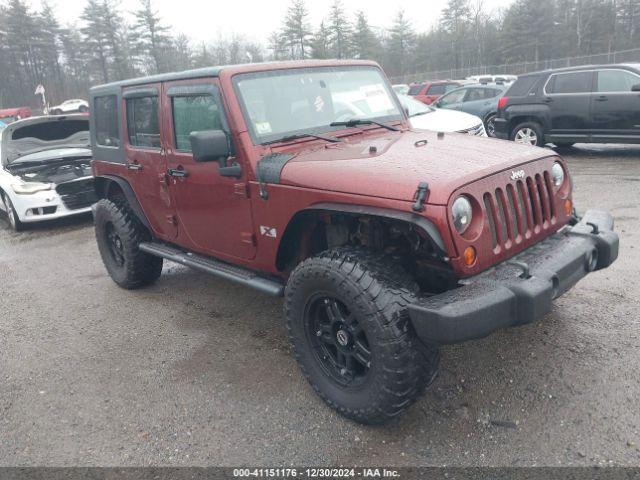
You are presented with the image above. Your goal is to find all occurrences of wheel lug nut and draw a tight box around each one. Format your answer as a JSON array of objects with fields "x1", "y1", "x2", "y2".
[
  {"x1": 340, "y1": 368, "x2": 347, "y2": 375},
  {"x1": 316, "y1": 330, "x2": 322, "y2": 337}
]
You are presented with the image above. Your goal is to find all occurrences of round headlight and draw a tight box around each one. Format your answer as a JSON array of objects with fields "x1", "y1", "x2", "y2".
[
  {"x1": 551, "y1": 162, "x2": 565, "y2": 187},
  {"x1": 452, "y1": 196, "x2": 473, "y2": 234}
]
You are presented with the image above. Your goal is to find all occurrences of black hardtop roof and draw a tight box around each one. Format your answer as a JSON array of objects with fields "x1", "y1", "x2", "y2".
[
  {"x1": 518, "y1": 63, "x2": 640, "y2": 78},
  {"x1": 89, "y1": 59, "x2": 379, "y2": 95}
]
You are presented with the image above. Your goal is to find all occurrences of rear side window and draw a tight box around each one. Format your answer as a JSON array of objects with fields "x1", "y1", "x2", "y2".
[
  {"x1": 94, "y1": 95, "x2": 120, "y2": 147},
  {"x1": 172, "y1": 95, "x2": 223, "y2": 151},
  {"x1": 546, "y1": 72, "x2": 592, "y2": 94},
  {"x1": 596, "y1": 69, "x2": 640, "y2": 92},
  {"x1": 444, "y1": 83, "x2": 459, "y2": 93},
  {"x1": 506, "y1": 76, "x2": 539, "y2": 96},
  {"x1": 126, "y1": 96, "x2": 160, "y2": 148},
  {"x1": 427, "y1": 84, "x2": 446, "y2": 96},
  {"x1": 408, "y1": 84, "x2": 424, "y2": 95}
]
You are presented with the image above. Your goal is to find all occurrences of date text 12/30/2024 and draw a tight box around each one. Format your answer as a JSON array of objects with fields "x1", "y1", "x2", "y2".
[{"x1": 233, "y1": 468, "x2": 401, "y2": 478}]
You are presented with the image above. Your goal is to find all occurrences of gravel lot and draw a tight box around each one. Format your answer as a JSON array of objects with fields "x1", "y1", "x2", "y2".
[{"x1": 0, "y1": 144, "x2": 638, "y2": 467}]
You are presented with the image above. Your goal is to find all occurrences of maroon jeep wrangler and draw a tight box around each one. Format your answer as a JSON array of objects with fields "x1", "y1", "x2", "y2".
[{"x1": 89, "y1": 60, "x2": 618, "y2": 424}]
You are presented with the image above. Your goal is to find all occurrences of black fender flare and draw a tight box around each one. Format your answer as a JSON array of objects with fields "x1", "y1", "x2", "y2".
[{"x1": 94, "y1": 175, "x2": 151, "y2": 230}]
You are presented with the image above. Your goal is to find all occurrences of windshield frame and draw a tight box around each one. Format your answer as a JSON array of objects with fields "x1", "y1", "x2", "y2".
[{"x1": 232, "y1": 65, "x2": 406, "y2": 145}]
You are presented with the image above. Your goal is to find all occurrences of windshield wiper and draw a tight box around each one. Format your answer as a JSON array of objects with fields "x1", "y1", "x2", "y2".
[
  {"x1": 330, "y1": 118, "x2": 400, "y2": 132},
  {"x1": 261, "y1": 133, "x2": 342, "y2": 146}
]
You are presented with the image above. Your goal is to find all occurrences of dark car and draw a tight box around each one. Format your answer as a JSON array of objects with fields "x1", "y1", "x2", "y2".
[
  {"x1": 494, "y1": 64, "x2": 640, "y2": 146},
  {"x1": 407, "y1": 80, "x2": 461, "y2": 105},
  {"x1": 89, "y1": 60, "x2": 617, "y2": 424},
  {"x1": 433, "y1": 83, "x2": 508, "y2": 136}
]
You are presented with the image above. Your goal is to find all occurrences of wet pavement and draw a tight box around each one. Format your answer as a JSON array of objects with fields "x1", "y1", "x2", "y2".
[{"x1": 0, "y1": 144, "x2": 638, "y2": 466}]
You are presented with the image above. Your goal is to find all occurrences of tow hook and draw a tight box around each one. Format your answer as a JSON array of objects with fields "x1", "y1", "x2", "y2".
[{"x1": 412, "y1": 182, "x2": 430, "y2": 212}]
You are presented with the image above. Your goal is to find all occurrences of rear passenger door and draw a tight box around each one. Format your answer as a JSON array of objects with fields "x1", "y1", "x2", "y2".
[
  {"x1": 543, "y1": 71, "x2": 593, "y2": 142},
  {"x1": 162, "y1": 79, "x2": 256, "y2": 260},
  {"x1": 122, "y1": 85, "x2": 178, "y2": 240},
  {"x1": 591, "y1": 68, "x2": 640, "y2": 141},
  {"x1": 459, "y1": 87, "x2": 498, "y2": 116}
]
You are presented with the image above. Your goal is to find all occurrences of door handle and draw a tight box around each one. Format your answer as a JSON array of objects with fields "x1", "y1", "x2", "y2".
[
  {"x1": 167, "y1": 167, "x2": 189, "y2": 178},
  {"x1": 595, "y1": 96, "x2": 608, "y2": 102},
  {"x1": 127, "y1": 162, "x2": 143, "y2": 170}
]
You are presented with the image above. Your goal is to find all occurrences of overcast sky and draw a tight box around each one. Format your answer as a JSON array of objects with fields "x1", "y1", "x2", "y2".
[{"x1": 31, "y1": 0, "x2": 513, "y2": 44}]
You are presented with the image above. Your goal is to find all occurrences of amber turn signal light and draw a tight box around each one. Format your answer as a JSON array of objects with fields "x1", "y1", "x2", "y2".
[
  {"x1": 563, "y1": 199, "x2": 573, "y2": 216},
  {"x1": 463, "y1": 246, "x2": 477, "y2": 266}
]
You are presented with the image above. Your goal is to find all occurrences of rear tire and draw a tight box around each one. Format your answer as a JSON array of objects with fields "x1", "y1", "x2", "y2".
[
  {"x1": 1, "y1": 193, "x2": 25, "y2": 232},
  {"x1": 78, "y1": 105, "x2": 88, "y2": 113},
  {"x1": 484, "y1": 113, "x2": 497, "y2": 137},
  {"x1": 285, "y1": 247, "x2": 440, "y2": 424},
  {"x1": 94, "y1": 199, "x2": 163, "y2": 289},
  {"x1": 510, "y1": 121, "x2": 544, "y2": 146}
]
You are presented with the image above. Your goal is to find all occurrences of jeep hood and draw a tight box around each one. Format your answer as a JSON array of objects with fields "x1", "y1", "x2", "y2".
[{"x1": 278, "y1": 130, "x2": 557, "y2": 205}]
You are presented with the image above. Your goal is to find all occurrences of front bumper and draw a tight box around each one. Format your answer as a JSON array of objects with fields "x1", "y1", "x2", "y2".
[
  {"x1": 493, "y1": 117, "x2": 509, "y2": 139},
  {"x1": 408, "y1": 210, "x2": 618, "y2": 344},
  {"x1": 10, "y1": 189, "x2": 93, "y2": 223}
]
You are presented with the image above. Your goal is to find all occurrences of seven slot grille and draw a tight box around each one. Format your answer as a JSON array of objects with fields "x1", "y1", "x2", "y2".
[
  {"x1": 56, "y1": 179, "x2": 98, "y2": 210},
  {"x1": 483, "y1": 171, "x2": 556, "y2": 250}
]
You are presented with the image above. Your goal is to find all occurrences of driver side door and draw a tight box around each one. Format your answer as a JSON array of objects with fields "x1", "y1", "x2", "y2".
[{"x1": 162, "y1": 79, "x2": 256, "y2": 261}]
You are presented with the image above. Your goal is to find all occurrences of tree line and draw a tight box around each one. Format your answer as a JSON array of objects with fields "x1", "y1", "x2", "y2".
[{"x1": 1, "y1": 0, "x2": 639, "y2": 108}]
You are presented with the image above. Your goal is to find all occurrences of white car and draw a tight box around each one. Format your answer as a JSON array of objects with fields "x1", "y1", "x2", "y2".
[
  {"x1": 0, "y1": 115, "x2": 95, "y2": 231},
  {"x1": 49, "y1": 99, "x2": 89, "y2": 115},
  {"x1": 397, "y1": 94, "x2": 487, "y2": 136}
]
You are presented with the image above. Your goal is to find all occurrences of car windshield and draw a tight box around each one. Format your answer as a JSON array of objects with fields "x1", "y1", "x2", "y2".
[
  {"x1": 234, "y1": 66, "x2": 403, "y2": 144},
  {"x1": 397, "y1": 94, "x2": 435, "y2": 117}
]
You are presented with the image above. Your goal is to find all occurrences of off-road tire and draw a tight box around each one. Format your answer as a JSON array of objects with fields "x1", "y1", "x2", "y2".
[
  {"x1": 94, "y1": 199, "x2": 163, "y2": 289},
  {"x1": 285, "y1": 247, "x2": 440, "y2": 424},
  {"x1": 510, "y1": 121, "x2": 545, "y2": 146},
  {"x1": 1, "y1": 192, "x2": 25, "y2": 232}
]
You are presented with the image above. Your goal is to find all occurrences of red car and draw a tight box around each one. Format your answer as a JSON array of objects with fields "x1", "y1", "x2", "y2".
[
  {"x1": 89, "y1": 60, "x2": 617, "y2": 424},
  {"x1": 0, "y1": 106, "x2": 32, "y2": 123},
  {"x1": 408, "y1": 81, "x2": 461, "y2": 104}
]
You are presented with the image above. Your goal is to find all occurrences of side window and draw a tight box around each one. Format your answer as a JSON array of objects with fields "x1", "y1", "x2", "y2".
[
  {"x1": 126, "y1": 96, "x2": 160, "y2": 148},
  {"x1": 172, "y1": 95, "x2": 223, "y2": 152},
  {"x1": 94, "y1": 95, "x2": 120, "y2": 147},
  {"x1": 438, "y1": 89, "x2": 466, "y2": 106},
  {"x1": 465, "y1": 88, "x2": 485, "y2": 102},
  {"x1": 597, "y1": 70, "x2": 640, "y2": 92},
  {"x1": 408, "y1": 84, "x2": 424, "y2": 96},
  {"x1": 547, "y1": 72, "x2": 592, "y2": 94},
  {"x1": 427, "y1": 84, "x2": 446, "y2": 96},
  {"x1": 444, "y1": 84, "x2": 459, "y2": 93}
]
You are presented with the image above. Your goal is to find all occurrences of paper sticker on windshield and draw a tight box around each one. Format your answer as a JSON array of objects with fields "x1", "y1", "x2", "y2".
[
  {"x1": 360, "y1": 84, "x2": 393, "y2": 113},
  {"x1": 255, "y1": 121, "x2": 272, "y2": 135},
  {"x1": 314, "y1": 95, "x2": 325, "y2": 112}
]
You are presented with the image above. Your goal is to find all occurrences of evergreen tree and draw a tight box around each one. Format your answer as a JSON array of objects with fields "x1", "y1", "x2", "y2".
[
  {"x1": 328, "y1": 0, "x2": 352, "y2": 59},
  {"x1": 352, "y1": 11, "x2": 378, "y2": 60},
  {"x1": 311, "y1": 21, "x2": 331, "y2": 59},
  {"x1": 282, "y1": 0, "x2": 312, "y2": 59},
  {"x1": 133, "y1": 0, "x2": 171, "y2": 74},
  {"x1": 387, "y1": 9, "x2": 415, "y2": 77}
]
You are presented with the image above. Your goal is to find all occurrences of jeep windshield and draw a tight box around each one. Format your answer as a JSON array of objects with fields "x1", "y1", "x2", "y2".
[{"x1": 234, "y1": 66, "x2": 403, "y2": 144}]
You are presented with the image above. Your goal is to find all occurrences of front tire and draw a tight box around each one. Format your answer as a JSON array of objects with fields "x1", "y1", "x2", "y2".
[
  {"x1": 510, "y1": 121, "x2": 544, "y2": 146},
  {"x1": 285, "y1": 247, "x2": 439, "y2": 424},
  {"x1": 1, "y1": 193, "x2": 24, "y2": 231},
  {"x1": 94, "y1": 199, "x2": 163, "y2": 289}
]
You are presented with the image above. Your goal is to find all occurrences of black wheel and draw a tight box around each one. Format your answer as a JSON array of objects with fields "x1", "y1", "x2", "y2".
[
  {"x1": 78, "y1": 105, "x2": 88, "y2": 113},
  {"x1": 484, "y1": 113, "x2": 497, "y2": 137},
  {"x1": 1, "y1": 193, "x2": 25, "y2": 231},
  {"x1": 94, "y1": 199, "x2": 163, "y2": 289},
  {"x1": 285, "y1": 247, "x2": 440, "y2": 424},
  {"x1": 510, "y1": 121, "x2": 544, "y2": 146}
]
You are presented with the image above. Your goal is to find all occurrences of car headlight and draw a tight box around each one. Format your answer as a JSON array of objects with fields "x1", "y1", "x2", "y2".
[
  {"x1": 551, "y1": 162, "x2": 565, "y2": 187},
  {"x1": 11, "y1": 182, "x2": 53, "y2": 195},
  {"x1": 452, "y1": 196, "x2": 473, "y2": 234}
]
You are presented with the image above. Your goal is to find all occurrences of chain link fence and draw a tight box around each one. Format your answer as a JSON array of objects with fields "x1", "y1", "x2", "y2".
[{"x1": 390, "y1": 48, "x2": 640, "y2": 84}]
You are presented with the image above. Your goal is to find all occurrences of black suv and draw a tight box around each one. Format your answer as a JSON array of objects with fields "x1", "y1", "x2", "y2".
[{"x1": 494, "y1": 64, "x2": 640, "y2": 146}]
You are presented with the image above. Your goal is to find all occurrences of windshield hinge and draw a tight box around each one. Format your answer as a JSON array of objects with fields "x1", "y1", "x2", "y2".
[{"x1": 412, "y1": 182, "x2": 430, "y2": 213}]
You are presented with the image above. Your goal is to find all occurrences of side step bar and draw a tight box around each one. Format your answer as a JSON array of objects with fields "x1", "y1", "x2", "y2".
[{"x1": 139, "y1": 242, "x2": 284, "y2": 297}]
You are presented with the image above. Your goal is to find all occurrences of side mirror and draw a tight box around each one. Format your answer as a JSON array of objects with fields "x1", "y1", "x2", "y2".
[
  {"x1": 190, "y1": 130, "x2": 229, "y2": 163},
  {"x1": 189, "y1": 130, "x2": 242, "y2": 178},
  {"x1": 632, "y1": 84, "x2": 640, "y2": 92}
]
